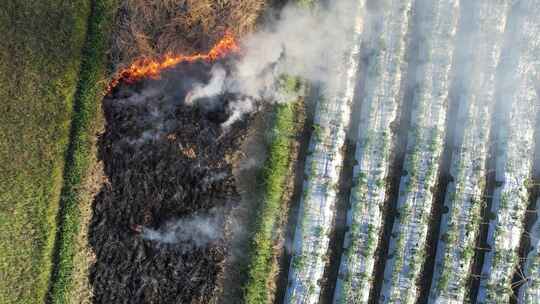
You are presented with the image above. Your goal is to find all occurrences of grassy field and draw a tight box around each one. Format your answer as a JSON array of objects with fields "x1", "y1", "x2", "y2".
[
  {"x1": 47, "y1": 1, "x2": 118, "y2": 303},
  {"x1": 0, "y1": 0, "x2": 118, "y2": 303},
  {"x1": 0, "y1": 1, "x2": 92, "y2": 303}
]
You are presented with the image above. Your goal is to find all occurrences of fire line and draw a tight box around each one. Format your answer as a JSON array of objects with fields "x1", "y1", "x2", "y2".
[{"x1": 106, "y1": 32, "x2": 240, "y2": 93}]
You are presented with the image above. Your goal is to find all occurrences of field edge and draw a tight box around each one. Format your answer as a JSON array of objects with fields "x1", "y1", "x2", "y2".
[{"x1": 47, "y1": 0, "x2": 119, "y2": 303}]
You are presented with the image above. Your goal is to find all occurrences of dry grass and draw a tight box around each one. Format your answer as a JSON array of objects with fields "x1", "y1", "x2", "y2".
[{"x1": 110, "y1": 0, "x2": 266, "y2": 68}]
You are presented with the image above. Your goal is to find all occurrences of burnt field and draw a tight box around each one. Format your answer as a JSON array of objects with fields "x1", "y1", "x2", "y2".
[{"x1": 89, "y1": 60, "x2": 253, "y2": 303}]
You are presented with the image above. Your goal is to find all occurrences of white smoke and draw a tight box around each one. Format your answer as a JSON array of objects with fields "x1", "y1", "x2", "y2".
[
  {"x1": 185, "y1": 1, "x2": 360, "y2": 127},
  {"x1": 221, "y1": 97, "x2": 255, "y2": 129},
  {"x1": 142, "y1": 208, "x2": 224, "y2": 251},
  {"x1": 185, "y1": 65, "x2": 227, "y2": 106},
  {"x1": 202, "y1": 171, "x2": 229, "y2": 184}
]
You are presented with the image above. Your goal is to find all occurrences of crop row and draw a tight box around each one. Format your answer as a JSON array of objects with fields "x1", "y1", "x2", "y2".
[
  {"x1": 427, "y1": 1, "x2": 510, "y2": 303},
  {"x1": 332, "y1": 0, "x2": 412, "y2": 303},
  {"x1": 519, "y1": 198, "x2": 540, "y2": 303},
  {"x1": 379, "y1": 0, "x2": 460, "y2": 302},
  {"x1": 477, "y1": 1, "x2": 540, "y2": 302},
  {"x1": 243, "y1": 77, "x2": 302, "y2": 304},
  {"x1": 283, "y1": 1, "x2": 366, "y2": 303}
]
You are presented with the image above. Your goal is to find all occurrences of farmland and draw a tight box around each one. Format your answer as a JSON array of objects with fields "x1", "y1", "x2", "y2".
[
  {"x1": 476, "y1": 1, "x2": 540, "y2": 302},
  {"x1": 428, "y1": 0, "x2": 509, "y2": 302},
  {"x1": 281, "y1": 0, "x2": 539, "y2": 303},
  {"x1": 333, "y1": 0, "x2": 412, "y2": 302},
  {"x1": 379, "y1": 0, "x2": 460, "y2": 302},
  {"x1": 2, "y1": 0, "x2": 540, "y2": 303},
  {"x1": 0, "y1": 1, "x2": 92, "y2": 303},
  {"x1": 283, "y1": 1, "x2": 364, "y2": 303},
  {"x1": 519, "y1": 199, "x2": 540, "y2": 302}
]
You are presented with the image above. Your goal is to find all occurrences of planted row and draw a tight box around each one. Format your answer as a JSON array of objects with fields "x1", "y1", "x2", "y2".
[
  {"x1": 333, "y1": 0, "x2": 412, "y2": 303},
  {"x1": 380, "y1": 0, "x2": 460, "y2": 302},
  {"x1": 477, "y1": 1, "x2": 540, "y2": 302},
  {"x1": 284, "y1": 1, "x2": 366, "y2": 303},
  {"x1": 243, "y1": 77, "x2": 303, "y2": 304},
  {"x1": 428, "y1": 1, "x2": 510, "y2": 303},
  {"x1": 518, "y1": 198, "x2": 540, "y2": 303}
]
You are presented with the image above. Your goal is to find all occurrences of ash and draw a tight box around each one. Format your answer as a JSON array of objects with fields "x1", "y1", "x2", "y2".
[{"x1": 89, "y1": 60, "x2": 252, "y2": 303}]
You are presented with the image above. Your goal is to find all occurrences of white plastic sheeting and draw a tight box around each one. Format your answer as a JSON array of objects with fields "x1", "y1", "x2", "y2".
[
  {"x1": 379, "y1": 0, "x2": 460, "y2": 302},
  {"x1": 284, "y1": 1, "x2": 366, "y2": 303},
  {"x1": 518, "y1": 198, "x2": 540, "y2": 304},
  {"x1": 428, "y1": 1, "x2": 510, "y2": 303},
  {"x1": 332, "y1": 1, "x2": 412, "y2": 303},
  {"x1": 477, "y1": 0, "x2": 540, "y2": 302}
]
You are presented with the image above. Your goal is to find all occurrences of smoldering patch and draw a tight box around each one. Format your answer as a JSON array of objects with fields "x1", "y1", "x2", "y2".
[{"x1": 141, "y1": 208, "x2": 226, "y2": 253}]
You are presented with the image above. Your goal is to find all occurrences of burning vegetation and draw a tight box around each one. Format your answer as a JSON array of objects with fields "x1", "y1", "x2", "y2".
[
  {"x1": 91, "y1": 57, "x2": 253, "y2": 303},
  {"x1": 41, "y1": 1, "x2": 540, "y2": 304},
  {"x1": 88, "y1": 2, "x2": 266, "y2": 301},
  {"x1": 109, "y1": 0, "x2": 266, "y2": 67},
  {"x1": 107, "y1": 32, "x2": 240, "y2": 93}
]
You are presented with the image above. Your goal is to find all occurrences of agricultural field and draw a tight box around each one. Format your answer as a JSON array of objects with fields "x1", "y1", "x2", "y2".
[
  {"x1": 476, "y1": 1, "x2": 540, "y2": 302},
  {"x1": 429, "y1": 1, "x2": 510, "y2": 302},
  {"x1": 519, "y1": 198, "x2": 540, "y2": 302},
  {"x1": 0, "y1": 1, "x2": 93, "y2": 303},
  {"x1": 284, "y1": 0, "x2": 364, "y2": 303},
  {"x1": 333, "y1": 0, "x2": 412, "y2": 302},
  {"x1": 376, "y1": 0, "x2": 460, "y2": 301},
  {"x1": 1, "y1": 0, "x2": 540, "y2": 304}
]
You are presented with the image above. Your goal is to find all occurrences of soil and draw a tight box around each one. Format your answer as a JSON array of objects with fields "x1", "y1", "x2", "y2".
[
  {"x1": 216, "y1": 107, "x2": 270, "y2": 303},
  {"x1": 88, "y1": 60, "x2": 252, "y2": 304}
]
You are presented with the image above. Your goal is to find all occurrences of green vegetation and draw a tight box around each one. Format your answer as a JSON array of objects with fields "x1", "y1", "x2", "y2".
[
  {"x1": 242, "y1": 1, "x2": 315, "y2": 302},
  {"x1": 297, "y1": 0, "x2": 317, "y2": 9},
  {"x1": 0, "y1": 0, "x2": 118, "y2": 302},
  {"x1": 243, "y1": 76, "x2": 302, "y2": 303},
  {"x1": 47, "y1": 1, "x2": 118, "y2": 303},
  {"x1": 0, "y1": 1, "x2": 93, "y2": 303}
]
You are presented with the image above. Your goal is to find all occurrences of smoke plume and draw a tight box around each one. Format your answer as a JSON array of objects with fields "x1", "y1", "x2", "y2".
[
  {"x1": 185, "y1": 1, "x2": 361, "y2": 124},
  {"x1": 142, "y1": 208, "x2": 225, "y2": 251}
]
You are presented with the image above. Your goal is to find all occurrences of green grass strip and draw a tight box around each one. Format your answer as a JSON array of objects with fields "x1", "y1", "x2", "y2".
[
  {"x1": 297, "y1": 0, "x2": 317, "y2": 8},
  {"x1": 47, "y1": 1, "x2": 118, "y2": 303},
  {"x1": 242, "y1": 2, "x2": 317, "y2": 303},
  {"x1": 243, "y1": 77, "x2": 302, "y2": 303}
]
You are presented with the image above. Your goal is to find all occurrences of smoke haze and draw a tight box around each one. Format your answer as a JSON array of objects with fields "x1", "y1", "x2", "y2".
[
  {"x1": 142, "y1": 208, "x2": 225, "y2": 251},
  {"x1": 185, "y1": 1, "x2": 362, "y2": 120}
]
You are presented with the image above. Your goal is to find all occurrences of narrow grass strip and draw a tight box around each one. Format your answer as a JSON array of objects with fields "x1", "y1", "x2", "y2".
[
  {"x1": 47, "y1": 1, "x2": 118, "y2": 303},
  {"x1": 242, "y1": 2, "x2": 316, "y2": 302},
  {"x1": 243, "y1": 76, "x2": 302, "y2": 304}
]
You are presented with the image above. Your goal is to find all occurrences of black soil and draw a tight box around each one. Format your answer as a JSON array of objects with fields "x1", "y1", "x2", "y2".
[{"x1": 88, "y1": 61, "x2": 251, "y2": 304}]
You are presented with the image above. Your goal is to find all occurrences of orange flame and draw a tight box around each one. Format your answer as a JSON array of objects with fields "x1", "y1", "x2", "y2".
[{"x1": 107, "y1": 32, "x2": 240, "y2": 93}]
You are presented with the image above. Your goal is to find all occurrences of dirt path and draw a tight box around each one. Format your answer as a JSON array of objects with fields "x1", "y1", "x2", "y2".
[{"x1": 217, "y1": 109, "x2": 269, "y2": 304}]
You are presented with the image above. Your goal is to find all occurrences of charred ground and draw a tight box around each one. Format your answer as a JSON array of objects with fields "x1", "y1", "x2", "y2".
[{"x1": 89, "y1": 61, "x2": 253, "y2": 303}]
